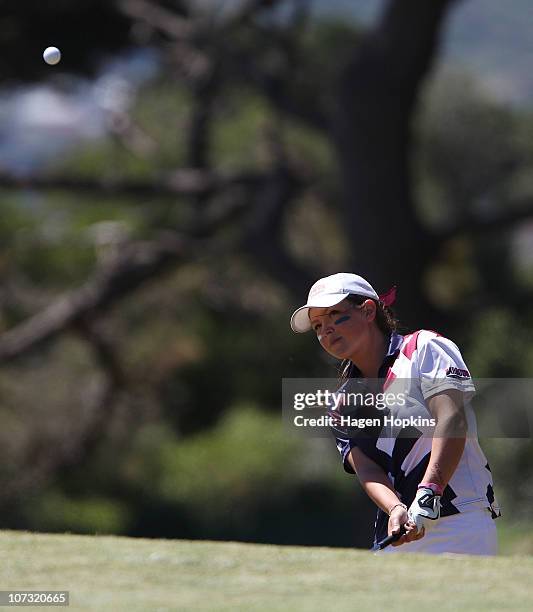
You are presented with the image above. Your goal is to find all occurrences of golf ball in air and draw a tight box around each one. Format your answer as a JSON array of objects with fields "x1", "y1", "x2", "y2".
[{"x1": 43, "y1": 47, "x2": 61, "y2": 65}]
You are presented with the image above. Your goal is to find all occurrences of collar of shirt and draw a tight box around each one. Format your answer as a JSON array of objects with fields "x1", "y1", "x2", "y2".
[{"x1": 386, "y1": 331, "x2": 404, "y2": 358}]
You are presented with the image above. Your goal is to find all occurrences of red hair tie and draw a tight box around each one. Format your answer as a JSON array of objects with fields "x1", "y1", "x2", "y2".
[{"x1": 379, "y1": 285, "x2": 397, "y2": 307}]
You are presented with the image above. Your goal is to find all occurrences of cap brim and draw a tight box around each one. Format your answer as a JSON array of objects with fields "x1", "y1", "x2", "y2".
[{"x1": 290, "y1": 293, "x2": 348, "y2": 333}]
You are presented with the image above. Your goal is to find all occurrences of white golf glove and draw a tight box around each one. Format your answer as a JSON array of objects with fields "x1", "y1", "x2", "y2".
[{"x1": 407, "y1": 486, "x2": 441, "y2": 532}]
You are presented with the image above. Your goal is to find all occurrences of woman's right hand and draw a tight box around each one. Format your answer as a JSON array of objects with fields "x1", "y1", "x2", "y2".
[{"x1": 388, "y1": 506, "x2": 424, "y2": 547}]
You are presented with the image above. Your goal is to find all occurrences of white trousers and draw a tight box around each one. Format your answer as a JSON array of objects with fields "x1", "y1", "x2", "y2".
[{"x1": 379, "y1": 508, "x2": 498, "y2": 556}]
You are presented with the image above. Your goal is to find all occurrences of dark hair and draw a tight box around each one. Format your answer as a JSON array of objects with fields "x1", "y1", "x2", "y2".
[{"x1": 339, "y1": 295, "x2": 401, "y2": 381}]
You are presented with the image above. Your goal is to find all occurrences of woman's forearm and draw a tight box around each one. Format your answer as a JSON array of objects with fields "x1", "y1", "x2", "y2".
[
  {"x1": 347, "y1": 451, "x2": 402, "y2": 514},
  {"x1": 362, "y1": 479, "x2": 404, "y2": 515},
  {"x1": 422, "y1": 419, "x2": 466, "y2": 489},
  {"x1": 422, "y1": 391, "x2": 467, "y2": 490}
]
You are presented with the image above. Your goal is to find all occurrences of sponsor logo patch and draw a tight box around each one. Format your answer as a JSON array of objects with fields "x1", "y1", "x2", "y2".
[{"x1": 446, "y1": 366, "x2": 470, "y2": 379}]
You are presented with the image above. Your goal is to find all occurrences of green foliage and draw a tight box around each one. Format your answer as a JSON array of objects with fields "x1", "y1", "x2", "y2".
[
  {"x1": 21, "y1": 403, "x2": 362, "y2": 544},
  {"x1": 417, "y1": 69, "x2": 533, "y2": 353},
  {"x1": 125, "y1": 406, "x2": 296, "y2": 513},
  {"x1": 132, "y1": 82, "x2": 192, "y2": 170},
  {"x1": 417, "y1": 72, "x2": 525, "y2": 225},
  {"x1": 424, "y1": 238, "x2": 480, "y2": 308},
  {"x1": 23, "y1": 491, "x2": 132, "y2": 535},
  {"x1": 105, "y1": 257, "x2": 329, "y2": 435},
  {"x1": 211, "y1": 90, "x2": 271, "y2": 170},
  {"x1": 120, "y1": 404, "x2": 351, "y2": 517},
  {"x1": 52, "y1": 83, "x2": 192, "y2": 177},
  {"x1": 55, "y1": 140, "x2": 157, "y2": 181},
  {"x1": 0, "y1": 190, "x2": 148, "y2": 291},
  {"x1": 465, "y1": 309, "x2": 533, "y2": 376},
  {"x1": 498, "y1": 519, "x2": 533, "y2": 555},
  {"x1": 292, "y1": 19, "x2": 364, "y2": 111}
]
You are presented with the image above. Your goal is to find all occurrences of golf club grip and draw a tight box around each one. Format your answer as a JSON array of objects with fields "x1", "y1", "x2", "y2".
[{"x1": 372, "y1": 524, "x2": 407, "y2": 551}]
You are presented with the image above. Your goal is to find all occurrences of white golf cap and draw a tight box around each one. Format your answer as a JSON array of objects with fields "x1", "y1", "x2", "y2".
[{"x1": 290, "y1": 273, "x2": 379, "y2": 333}]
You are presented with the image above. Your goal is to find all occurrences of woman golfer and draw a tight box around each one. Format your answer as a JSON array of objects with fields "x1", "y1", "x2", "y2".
[{"x1": 290, "y1": 273, "x2": 500, "y2": 555}]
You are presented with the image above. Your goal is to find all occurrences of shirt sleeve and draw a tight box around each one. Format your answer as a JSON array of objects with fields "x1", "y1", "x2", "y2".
[
  {"x1": 335, "y1": 436, "x2": 356, "y2": 474},
  {"x1": 417, "y1": 332, "x2": 476, "y2": 401},
  {"x1": 334, "y1": 434, "x2": 388, "y2": 475}
]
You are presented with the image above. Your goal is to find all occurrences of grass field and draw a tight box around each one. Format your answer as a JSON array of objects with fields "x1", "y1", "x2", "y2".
[{"x1": 1, "y1": 530, "x2": 532, "y2": 611}]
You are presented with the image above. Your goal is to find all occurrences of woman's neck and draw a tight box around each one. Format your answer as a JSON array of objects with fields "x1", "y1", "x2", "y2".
[{"x1": 350, "y1": 330, "x2": 389, "y2": 379}]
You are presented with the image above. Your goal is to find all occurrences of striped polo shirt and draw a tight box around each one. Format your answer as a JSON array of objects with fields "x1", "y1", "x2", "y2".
[{"x1": 334, "y1": 330, "x2": 501, "y2": 544}]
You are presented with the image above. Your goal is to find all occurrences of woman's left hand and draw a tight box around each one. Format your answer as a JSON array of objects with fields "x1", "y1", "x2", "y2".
[{"x1": 388, "y1": 506, "x2": 424, "y2": 547}]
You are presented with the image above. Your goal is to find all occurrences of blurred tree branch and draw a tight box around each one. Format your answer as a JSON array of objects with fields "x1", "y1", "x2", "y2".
[
  {"x1": 118, "y1": 0, "x2": 193, "y2": 41},
  {"x1": 76, "y1": 317, "x2": 126, "y2": 388},
  {"x1": 0, "y1": 233, "x2": 190, "y2": 362},
  {"x1": 434, "y1": 198, "x2": 533, "y2": 243},
  {"x1": 0, "y1": 169, "x2": 269, "y2": 200},
  {"x1": 0, "y1": 161, "x2": 311, "y2": 363}
]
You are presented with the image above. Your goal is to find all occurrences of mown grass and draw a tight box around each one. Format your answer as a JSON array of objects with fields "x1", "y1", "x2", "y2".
[{"x1": 1, "y1": 530, "x2": 532, "y2": 611}]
